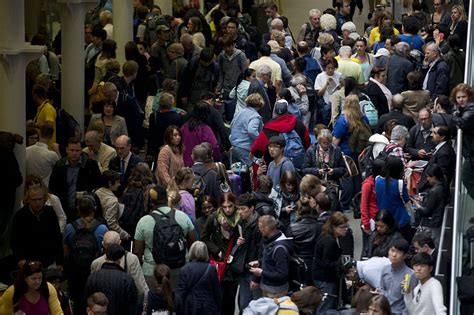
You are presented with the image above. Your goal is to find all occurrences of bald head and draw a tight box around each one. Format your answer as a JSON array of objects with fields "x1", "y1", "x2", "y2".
[
  {"x1": 115, "y1": 135, "x2": 131, "y2": 159},
  {"x1": 338, "y1": 46, "x2": 352, "y2": 58},
  {"x1": 180, "y1": 33, "x2": 194, "y2": 51},
  {"x1": 424, "y1": 43, "x2": 440, "y2": 63},
  {"x1": 394, "y1": 42, "x2": 410, "y2": 57},
  {"x1": 85, "y1": 130, "x2": 101, "y2": 153},
  {"x1": 391, "y1": 94, "x2": 405, "y2": 109},
  {"x1": 102, "y1": 231, "x2": 121, "y2": 250},
  {"x1": 271, "y1": 18, "x2": 283, "y2": 31}
]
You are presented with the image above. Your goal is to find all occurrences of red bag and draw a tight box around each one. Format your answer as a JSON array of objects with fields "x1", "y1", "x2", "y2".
[{"x1": 209, "y1": 237, "x2": 235, "y2": 282}]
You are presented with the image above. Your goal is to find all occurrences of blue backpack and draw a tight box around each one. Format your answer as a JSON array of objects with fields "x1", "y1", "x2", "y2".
[
  {"x1": 280, "y1": 130, "x2": 305, "y2": 169},
  {"x1": 359, "y1": 93, "x2": 378, "y2": 128},
  {"x1": 303, "y1": 54, "x2": 321, "y2": 83}
]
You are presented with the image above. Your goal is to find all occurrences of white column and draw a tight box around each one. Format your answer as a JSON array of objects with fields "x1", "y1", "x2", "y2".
[
  {"x1": 58, "y1": 0, "x2": 98, "y2": 132},
  {"x1": 113, "y1": 0, "x2": 133, "y2": 68},
  {"x1": 0, "y1": 0, "x2": 43, "y2": 209},
  {"x1": 155, "y1": 0, "x2": 172, "y2": 15}
]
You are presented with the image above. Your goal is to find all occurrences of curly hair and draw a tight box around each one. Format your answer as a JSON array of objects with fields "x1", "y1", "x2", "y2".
[{"x1": 320, "y1": 14, "x2": 337, "y2": 31}]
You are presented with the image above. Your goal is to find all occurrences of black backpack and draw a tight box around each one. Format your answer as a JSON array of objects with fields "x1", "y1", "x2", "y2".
[
  {"x1": 119, "y1": 186, "x2": 146, "y2": 235},
  {"x1": 56, "y1": 108, "x2": 80, "y2": 152},
  {"x1": 67, "y1": 219, "x2": 100, "y2": 272},
  {"x1": 192, "y1": 169, "x2": 211, "y2": 204},
  {"x1": 151, "y1": 209, "x2": 186, "y2": 269}
]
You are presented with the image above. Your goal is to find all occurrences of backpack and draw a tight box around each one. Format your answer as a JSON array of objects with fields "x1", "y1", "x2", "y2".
[
  {"x1": 347, "y1": 121, "x2": 372, "y2": 155},
  {"x1": 359, "y1": 93, "x2": 378, "y2": 128},
  {"x1": 144, "y1": 13, "x2": 168, "y2": 47},
  {"x1": 271, "y1": 244, "x2": 307, "y2": 293},
  {"x1": 303, "y1": 54, "x2": 321, "y2": 83},
  {"x1": 67, "y1": 219, "x2": 100, "y2": 272},
  {"x1": 119, "y1": 186, "x2": 146, "y2": 235},
  {"x1": 359, "y1": 143, "x2": 397, "y2": 178},
  {"x1": 192, "y1": 169, "x2": 211, "y2": 204},
  {"x1": 280, "y1": 130, "x2": 306, "y2": 169},
  {"x1": 243, "y1": 296, "x2": 298, "y2": 315},
  {"x1": 151, "y1": 209, "x2": 186, "y2": 269},
  {"x1": 56, "y1": 108, "x2": 81, "y2": 151}
]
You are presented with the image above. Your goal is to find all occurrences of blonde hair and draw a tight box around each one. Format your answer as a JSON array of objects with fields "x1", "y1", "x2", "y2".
[
  {"x1": 271, "y1": 30, "x2": 285, "y2": 43},
  {"x1": 343, "y1": 94, "x2": 365, "y2": 132},
  {"x1": 451, "y1": 5, "x2": 467, "y2": 22},
  {"x1": 317, "y1": 32, "x2": 335, "y2": 45},
  {"x1": 245, "y1": 93, "x2": 264, "y2": 108}
]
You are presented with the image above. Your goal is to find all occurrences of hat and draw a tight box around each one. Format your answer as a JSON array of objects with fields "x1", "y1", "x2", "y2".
[
  {"x1": 274, "y1": 99, "x2": 288, "y2": 115},
  {"x1": 374, "y1": 48, "x2": 390, "y2": 58},
  {"x1": 43, "y1": 268, "x2": 64, "y2": 282},
  {"x1": 341, "y1": 22, "x2": 357, "y2": 33},
  {"x1": 267, "y1": 40, "x2": 281, "y2": 53},
  {"x1": 106, "y1": 243, "x2": 126, "y2": 262},
  {"x1": 156, "y1": 24, "x2": 171, "y2": 32}
]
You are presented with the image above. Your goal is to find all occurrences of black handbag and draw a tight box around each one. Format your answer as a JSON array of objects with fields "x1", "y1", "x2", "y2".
[{"x1": 229, "y1": 245, "x2": 247, "y2": 275}]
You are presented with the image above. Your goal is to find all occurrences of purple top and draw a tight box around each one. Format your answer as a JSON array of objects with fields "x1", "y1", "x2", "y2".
[
  {"x1": 179, "y1": 190, "x2": 196, "y2": 220},
  {"x1": 17, "y1": 294, "x2": 49, "y2": 315},
  {"x1": 181, "y1": 123, "x2": 220, "y2": 166}
]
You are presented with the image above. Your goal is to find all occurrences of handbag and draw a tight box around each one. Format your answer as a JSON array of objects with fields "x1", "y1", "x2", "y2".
[
  {"x1": 209, "y1": 236, "x2": 235, "y2": 282},
  {"x1": 229, "y1": 243, "x2": 247, "y2": 275},
  {"x1": 342, "y1": 153, "x2": 359, "y2": 177},
  {"x1": 398, "y1": 180, "x2": 416, "y2": 227}
]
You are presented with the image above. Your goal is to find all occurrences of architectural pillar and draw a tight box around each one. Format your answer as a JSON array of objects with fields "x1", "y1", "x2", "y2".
[
  {"x1": 58, "y1": 0, "x2": 98, "y2": 132},
  {"x1": 0, "y1": 0, "x2": 43, "y2": 244},
  {"x1": 113, "y1": 0, "x2": 133, "y2": 68},
  {"x1": 155, "y1": 0, "x2": 172, "y2": 15}
]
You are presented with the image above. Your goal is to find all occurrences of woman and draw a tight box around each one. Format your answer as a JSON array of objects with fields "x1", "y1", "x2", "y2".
[
  {"x1": 187, "y1": 16, "x2": 206, "y2": 48},
  {"x1": 366, "y1": 67, "x2": 392, "y2": 117},
  {"x1": 121, "y1": 162, "x2": 154, "y2": 237},
  {"x1": 449, "y1": 5, "x2": 467, "y2": 50},
  {"x1": 372, "y1": 26, "x2": 394, "y2": 54},
  {"x1": 145, "y1": 264, "x2": 175, "y2": 315},
  {"x1": 23, "y1": 175, "x2": 67, "y2": 233},
  {"x1": 95, "y1": 170, "x2": 130, "y2": 241},
  {"x1": 362, "y1": 210, "x2": 404, "y2": 258},
  {"x1": 333, "y1": 95, "x2": 368, "y2": 212},
  {"x1": 156, "y1": 125, "x2": 185, "y2": 186},
  {"x1": 401, "y1": 71, "x2": 431, "y2": 120},
  {"x1": 229, "y1": 68, "x2": 256, "y2": 115},
  {"x1": 360, "y1": 159, "x2": 385, "y2": 254},
  {"x1": 0, "y1": 261, "x2": 63, "y2": 314},
  {"x1": 312, "y1": 212, "x2": 349, "y2": 313},
  {"x1": 301, "y1": 129, "x2": 346, "y2": 182},
  {"x1": 201, "y1": 192, "x2": 239, "y2": 315},
  {"x1": 88, "y1": 101, "x2": 128, "y2": 147},
  {"x1": 369, "y1": 12, "x2": 400, "y2": 46},
  {"x1": 368, "y1": 295, "x2": 391, "y2": 315},
  {"x1": 169, "y1": 167, "x2": 196, "y2": 221},
  {"x1": 275, "y1": 171, "x2": 300, "y2": 229},
  {"x1": 93, "y1": 39, "x2": 117, "y2": 85},
  {"x1": 430, "y1": 0, "x2": 450, "y2": 27},
  {"x1": 375, "y1": 156, "x2": 412, "y2": 242},
  {"x1": 286, "y1": 200, "x2": 321, "y2": 285},
  {"x1": 314, "y1": 58, "x2": 342, "y2": 126},
  {"x1": 450, "y1": 83, "x2": 474, "y2": 110},
  {"x1": 352, "y1": 37, "x2": 375, "y2": 82},
  {"x1": 181, "y1": 101, "x2": 220, "y2": 166},
  {"x1": 414, "y1": 164, "x2": 448, "y2": 247},
  {"x1": 229, "y1": 93, "x2": 264, "y2": 166},
  {"x1": 196, "y1": 196, "x2": 217, "y2": 237},
  {"x1": 175, "y1": 241, "x2": 222, "y2": 315}
]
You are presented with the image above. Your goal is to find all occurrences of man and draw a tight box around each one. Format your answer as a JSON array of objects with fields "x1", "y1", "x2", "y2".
[
  {"x1": 336, "y1": 0, "x2": 352, "y2": 35},
  {"x1": 11, "y1": 186, "x2": 63, "y2": 268},
  {"x1": 251, "y1": 99, "x2": 310, "y2": 165},
  {"x1": 443, "y1": 34, "x2": 465, "y2": 91},
  {"x1": 86, "y1": 292, "x2": 109, "y2": 315},
  {"x1": 264, "y1": 3, "x2": 280, "y2": 32},
  {"x1": 375, "y1": 94, "x2": 415, "y2": 134},
  {"x1": 346, "y1": 256, "x2": 392, "y2": 290},
  {"x1": 417, "y1": 125, "x2": 455, "y2": 192},
  {"x1": 235, "y1": 193, "x2": 262, "y2": 310},
  {"x1": 109, "y1": 135, "x2": 142, "y2": 195},
  {"x1": 258, "y1": 136, "x2": 296, "y2": 189},
  {"x1": 296, "y1": 9, "x2": 322, "y2": 48},
  {"x1": 102, "y1": 82, "x2": 143, "y2": 149},
  {"x1": 412, "y1": 232, "x2": 438, "y2": 274},
  {"x1": 85, "y1": 27, "x2": 107, "y2": 103},
  {"x1": 83, "y1": 130, "x2": 116, "y2": 173},
  {"x1": 406, "y1": 108, "x2": 437, "y2": 160},
  {"x1": 49, "y1": 137, "x2": 101, "y2": 220},
  {"x1": 252, "y1": 175, "x2": 277, "y2": 217},
  {"x1": 63, "y1": 196, "x2": 109, "y2": 315},
  {"x1": 225, "y1": 17, "x2": 257, "y2": 61},
  {"x1": 32, "y1": 84, "x2": 57, "y2": 148},
  {"x1": 91, "y1": 231, "x2": 148, "y2": 296},
  {"x1": 336, "y1": 46, "x2": 365, "y2": 85},
  {"x1": 248, "y1": 64, "x2": 274, "y2": 123},
  {"x1": 403, "y1": 253, "x2": 447, "y2": 314},
  {"x1": 115, "y1": 60, "x2": 139, "y2": 98},
  {"x1": 296, "y1": 41, "x2": 321, "y2": 84},
  {"x1": 216, "y1": 36, "x2": 247, "y2": 99},
  {"x1": 386, "y1": 42, "x2": 415, "y2": 95},
  {"x1": 249, "y1": 215, "x2": 292, "y2": 298},
  {"x1": 378, "y1": 238, "x2": 417, "y2": 315},
  {"x1": 191, "y1": 144, "x2": 221, "y2": 201},
  {"x1": 85, "y1": 244, "x2": 138, "y2": 315},
  {"x1": 181, "y1": 33, "x2": 202, "y2": 67},
  {"x1": 133, "y1": 184, "x2": 196, "y2": 287},
  {"x1": 423, "y1": 43, "x2": 450, "y2": 99},
  {"x1": 26, "y1": 124, "x2": 59, "y2": 186},
  {"x1": 267, "y1": 40, "x2": 293, "y2": 87},
  {"x1": 269, "y1": 18, "x2": 293, "y2": 49},
  {"x1": 99, "y1": 10, "x2": 113, "y2": 39},
  {"x1": 150, "y1": 24, "x2": 171, "y2": 74}
]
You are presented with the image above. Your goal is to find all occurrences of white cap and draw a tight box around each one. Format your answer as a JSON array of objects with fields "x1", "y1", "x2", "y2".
[{"x1": 374, "y1": 48, "x2": 390, "y2": 58}]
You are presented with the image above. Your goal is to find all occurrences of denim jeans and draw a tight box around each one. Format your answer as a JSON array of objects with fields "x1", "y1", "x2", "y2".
[
  {"x1": 314, "y1": 280, "x2": 338, "y2": 315},
  {"x1": 238, "y1": 272, "x2": 262, "y2": 311}
]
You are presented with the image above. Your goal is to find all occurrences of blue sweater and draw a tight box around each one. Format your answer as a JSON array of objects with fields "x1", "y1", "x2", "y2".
[{"x1": 375, "y1": 176, "x2": 411, "y2": 228}]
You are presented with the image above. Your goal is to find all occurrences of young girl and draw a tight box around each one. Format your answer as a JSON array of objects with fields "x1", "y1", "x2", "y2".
[
  {"x1": 277, "y1": 171, "x2": 301, "y2": 228},
  {"x1": 145, "y1": 264, "x2": 175, "y2": 315},
  {"x1": 169, "y1": 167, "x2": 196, "y2": 221}
]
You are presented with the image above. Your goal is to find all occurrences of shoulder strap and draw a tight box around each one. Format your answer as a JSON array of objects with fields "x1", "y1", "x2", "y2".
[
  {"x1": 398, "y1": 179, "x2": 406, "y2": 204},
  {"x1": 123, "y1": 252, "x2": 128, "y2": 272},
  {"x1": 276, "y1": 296, "x2": 299, "y2": 311},
  {"x1": 271, "y1": 243, "x2": 289, "y2": 260}
]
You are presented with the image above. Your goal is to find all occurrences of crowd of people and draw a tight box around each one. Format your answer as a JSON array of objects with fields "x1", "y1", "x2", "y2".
[{"x1": 2, "y1": 0, "x2": 473, "y2": 313}]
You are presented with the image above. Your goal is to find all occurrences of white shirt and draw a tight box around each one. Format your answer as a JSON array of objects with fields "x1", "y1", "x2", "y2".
[
  {"x1": 26, "y1": 142, "x2": 60, "y2": 187},
  {"x1": 404, "y1": 277, "x2": 447, "y2": 315},
  {"x1": 314, "y1": 71, "x2": 342, "y2": 105}
]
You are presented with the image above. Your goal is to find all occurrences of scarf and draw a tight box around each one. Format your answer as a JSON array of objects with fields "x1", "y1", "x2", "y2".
[
  {"x1": 370, "y1": 77, "x2": 393, "y2": 109},
  {"x1": 216, "y1": 207, "x2": 240, "y2": 239}
]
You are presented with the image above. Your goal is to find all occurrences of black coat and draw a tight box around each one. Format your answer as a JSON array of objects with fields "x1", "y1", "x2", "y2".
[
  {"x1": 287, "y1": 216, "x2": 322, "y2": 265},
  {"x1": 175, "y1": 261, "x2": 222, "y2": 315},
  {"x1": 116, "y1": 92, "x2": 144, "y2": 148},
  {"x1": 417, "y1": 141, "x2": 456, "y2": 192},
  {"x1": 375, "y1": 108, "x2": 415, "y2": 134},
  {"x1": 406, "y1": 123, "x2": 437, "y2": 159},
  {"x1": 248, "y1": 79, "x2": 273, "y2": 124},
  {"x1": 302, "y1": 144, "x2": 346, "y2": 181},
  {"x1": 386, "y1": 54, "x2": 414, "y2": 95},
  {"x1": 312, "y1": 233, "x2": 341, "y2": 283},
  {"x1": 252, "y1": 192, "x2": 276, "y2": 217},
  {"x1": 453, "y1": 103, "x2": 474, "y2": 159},
  {"x1": 364, "y1": 81, "x2": 389, "y2": 116},
  {"x1": 85, "y1": 262, "x2": 138, "y2": 315},
  {"x1": 418, "y1": 182, "x2": 448, "y2": 228},
  {"x1": 423, "y1": 58, "x2": 450, "y2": 99},
  {"x1": 237, "y1": 213, "x2": 262, "y2": 264},
  {"x1": 11, "y1": 205, "x2": 63, "y2": 267}
]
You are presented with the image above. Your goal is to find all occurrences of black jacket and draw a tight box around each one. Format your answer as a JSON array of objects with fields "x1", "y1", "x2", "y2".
[
  {"x1": 248, "y1": 79, "x2": 273, "y2": 124},
  {"x1": 252, "y1": 192, "x2": 276, "y2": 217},
  {"x1": 286, "y1": 216, "x2": 322, "y2": 265},
  {"x1": 453, "y1": 103, "x2": 474, "y2": 159},
  {"x1": 116, "y1": 92, "x2": 144, "y2": 148},
  {"x1": 406, "y1": 123, "x2": 437, "y2": 159},
  {"x1": 364, "y1": 81, "x2": 389, "y2": 116},
  {"x1": 237, "y1": 212, "x2": 262, "y2": 264},
  {"x1": 147, "y1": 110, "x2": 184, "y2": 159},
  {"x1": 302, "y1": 144, "x2": 346, "y2": 181},
  {"x1": 312, "y1": 233, "x2": 341, "y2": 283},
  {"x1": 417, "y1": 141, "x2": 455, "y2": 192},
  {"x1": 386, "y1": 54, "x2": 414, "y2": 95},
  {"x1": 375, "y1": 108, "x2": 415, "y2": 134},
  {"x1": 11, "y1": 205, "x2": 63, "y2": 267},
  {"x1": 423, "y1": 58, "x2": 450, "y2": 100},
  {"x1": 418, "y1": 182, "x2": 448, "y2": 228},
  {"x1": 175, "y1": 261, "x2": 222, "y2": 315},
  {"x1": 257, "y1": 231, "x2": 293, "y2": 288},
  {"x1": 85, "y1": 262, "x2": 138, "y2": 315},
  {"x1": 205, "y1": 105, "x2": 231, "y2": 151},
  {"x1": 362, "y1": 230, "x2": 404, "y2": 258},
  {"x1": 49, "y1": 154, "x2": 101, "y2": 212},
  {"x1": 109, "y1": 153, "x2": 143, "y2": 196}
]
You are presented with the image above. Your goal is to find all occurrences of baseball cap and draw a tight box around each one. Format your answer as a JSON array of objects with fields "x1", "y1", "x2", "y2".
[
  {"x1": 157, "y1": 24, "x2": 171, "y2": 32},
  {"x1": 274, "y1": 99, "x2": 288, "y2": 115},
  {"x1": 374, "y1": 48, "x2": 389, "y2": 58}
]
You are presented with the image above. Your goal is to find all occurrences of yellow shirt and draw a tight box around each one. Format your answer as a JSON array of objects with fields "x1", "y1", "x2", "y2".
[
  {"x1": 35, "y1": 100, "x2": 57, "y2": 147},
  {"x1": 369, "y1": 26, "x2": 400, "y2": 46},
  {"x1": 337, "y1": 59, "x2": 365, "y2": 84}
]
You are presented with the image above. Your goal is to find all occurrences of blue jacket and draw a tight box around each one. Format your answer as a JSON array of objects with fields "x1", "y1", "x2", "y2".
[
  {"x1": 375, "y1": 176, "x2": 411, "y2": 228},
  {"x1": 424, "y1": 58, "x2": 450, "y2": 100},
  {"x1": 229, "y1": 106, "x2": 263, "y2": 151}
]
